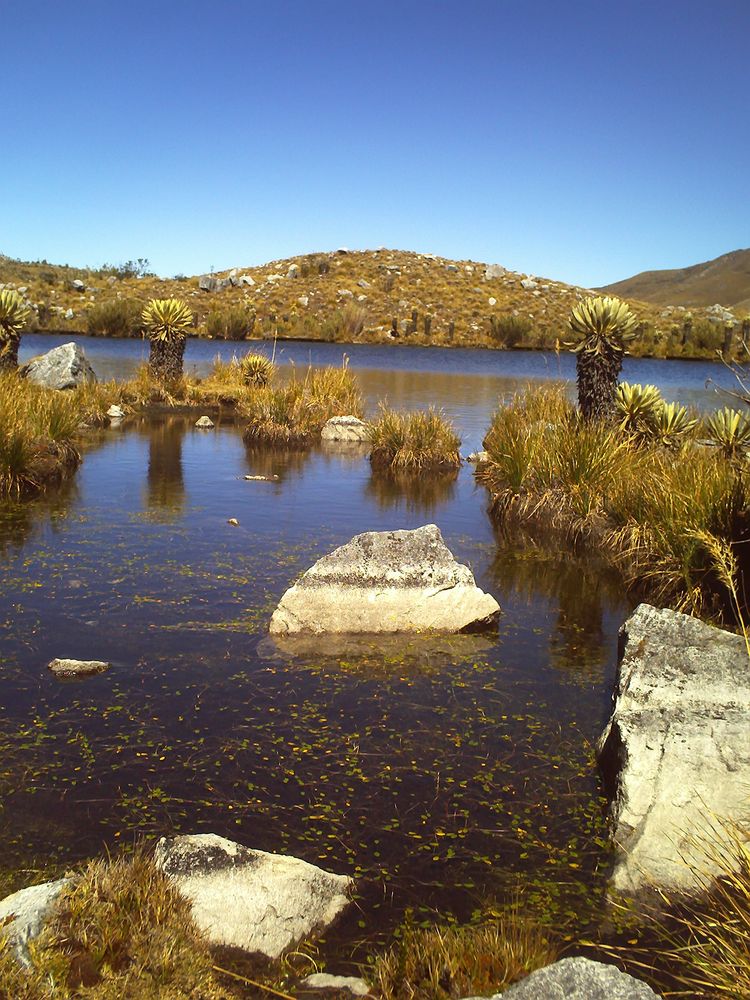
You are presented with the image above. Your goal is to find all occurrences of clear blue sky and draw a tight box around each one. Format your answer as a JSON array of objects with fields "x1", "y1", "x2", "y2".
[{"x1": 2, "y1": 0, "x2": 748, "y2": 285}]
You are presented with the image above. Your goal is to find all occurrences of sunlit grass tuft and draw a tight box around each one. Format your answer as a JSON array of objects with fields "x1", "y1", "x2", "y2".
[
  {"x1": 369, "y1": 406, "x2": 461, "y2": 471},
  {"x1": 0, "y1": 852, "x2": 233, "y2": 999},
  {"x1": 480, "y1": 386, "x2": 749, "y2": 623},
  {"x1": 367, "y1": 911, "x2": 559, "y2": 1000}
]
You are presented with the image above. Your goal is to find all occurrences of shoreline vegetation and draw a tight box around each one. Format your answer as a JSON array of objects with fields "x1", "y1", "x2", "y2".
[
  {"x1": 2, "y1": 293, "x2": 750, "y2": 997},
  {"x1": 2, "y1": 248, "x2": 748, "y2": 362}
]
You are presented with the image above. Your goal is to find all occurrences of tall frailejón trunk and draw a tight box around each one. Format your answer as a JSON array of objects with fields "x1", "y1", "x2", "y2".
[
  {"x1": 576, "y1": 342, "x2": 622, "y2": 422},
  {"x1": 0, "y1": 336, "x2": 20, "y2": 373},
  {"x1": 148, "y1": 336, "x2": 186, "y2": 385}
]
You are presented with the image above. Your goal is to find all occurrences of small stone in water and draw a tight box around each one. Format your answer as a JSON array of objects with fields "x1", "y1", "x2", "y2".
[
  {"x1": 244, "y1": 474, "x2": 279, "y2": 481},
  {"x1": 48, "y1": 658, "x2": 110, "y2": 678},
  {"x1": 195, "y1": 415, "x2": 214, "y2": 428},
  {"x1": 227, "y1": 518, "x2": 239, "y2": 526}
]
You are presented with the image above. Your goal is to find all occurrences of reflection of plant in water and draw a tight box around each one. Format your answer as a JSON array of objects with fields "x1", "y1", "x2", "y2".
[
  {"x1": 243, "y1": 445, "x2": 311, "y2": 484},
  {"x1": 144, "y1": 416, "x2": 186, "y2": 521},
  {"x1": 489, "y1": 529, "x2": 629, "y2": 681},
  {"x1": 366, "y1": 469, "x2": 458, "y2": 513}
]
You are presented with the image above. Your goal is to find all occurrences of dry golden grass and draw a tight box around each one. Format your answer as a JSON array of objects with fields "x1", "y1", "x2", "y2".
[
  {"x1": 0, "y1": 853, "x2": 234, "y2": 999},
  {"x1": 2, "y1": 249, "x2": 742, "y2": 359},
  {"x1": 367, "y1": 912, "x2": 559, "y2": 1000},
  {"x1": 368, "y1": 406, "x2": 461, "y2": 471},
  {"x1": 479, "y1": 386, "x2": 749, "y2": 623}
]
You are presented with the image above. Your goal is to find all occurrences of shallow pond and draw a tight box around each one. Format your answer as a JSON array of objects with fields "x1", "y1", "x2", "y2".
[{"x1": 4, "y1": 336, "x2": 733, "y2": 965}]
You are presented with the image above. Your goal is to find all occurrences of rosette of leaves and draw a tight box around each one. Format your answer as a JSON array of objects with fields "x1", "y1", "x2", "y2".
[
  {"x1": 705, "y1": 407, "x2": 750, "y2": 461},
  {"x1": 239, "y1": 353, "x2": 275, "y2": 387},
  {"x1": 0, "y1": 289, "x2": 30, "y2": 372},
  {"x1": 649, "y1": 400, "x2": 698, "y2": 450},
  {"x1": 142, "y1": 298, "x2": 193, "y2": 384},
  {"x1": 567, "y1": 296, "x2": 638, "y2": 421},
  {"x1": 615, "y1": 382, "x2": 664, "y2": 438}
]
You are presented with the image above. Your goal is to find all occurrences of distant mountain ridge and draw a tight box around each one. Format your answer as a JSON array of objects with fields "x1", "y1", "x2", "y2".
[{"x1": 599, "y1": 249, "x2": 750, "y2": 312}]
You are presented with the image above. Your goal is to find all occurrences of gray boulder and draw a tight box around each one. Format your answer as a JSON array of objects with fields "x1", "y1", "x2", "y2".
[
  {"x1": 0, "y1": 878, "x2": 71, "y2": 965},
  {"x1": 597, "y1": 604, "x2": 750, "y2": 898},
  {"x1": 199, "y1": 274, "x2": 231, "y2": 292},
  {"x1": 321, "y1": 415, "x2": 370, "y2": 443},
  {"x1": 496, "y1": 957, "x2": 660, "y2": 998},
  {"x1": 520, "y1": 277, "x2": 538, "y2": 290},
  {"x1": 22, "y1": 342, "x2": 97, "y2": 390},
  {"x1": 484, "y1": 264, "x2": 506, "y2": 280},
  {"x1": 269, "y1": 524, "x2": 500, "y2": 635},
  {"x1": 47, "y1": 658, "x2": 110, "y2": 678},
  {"x1": 154, "y1": 833, "x2": 352, "y2": 959}
]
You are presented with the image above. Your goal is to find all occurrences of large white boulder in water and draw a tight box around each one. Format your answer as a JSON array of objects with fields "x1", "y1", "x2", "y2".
[
  {"x1": 154, "y1": 833, "x2": 352, "y2": 959},
  {"x1": 269, "y1": 524, "x2": 500, "y2": 635},
  {"x1": 597, "y1": 603, "x2": 750, "y2": 899},
  {"x1": 22, "y1": 342, "x2": 97, "y2": 390}
]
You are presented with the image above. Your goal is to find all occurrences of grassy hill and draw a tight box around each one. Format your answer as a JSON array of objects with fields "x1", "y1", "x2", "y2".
[
  {"x1": 1, "y1": 248, "x2": 746, "y2": 360},
  {"x1": 599, "y1": 248, "x2": 750, "y2": 312}
]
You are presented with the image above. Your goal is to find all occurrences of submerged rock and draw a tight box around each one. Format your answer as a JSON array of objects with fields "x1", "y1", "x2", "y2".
[
  {"x1": 195, "y1": 415, "x2": 214, "y2": 428},
  {"x1": 154, "y1": 833, "x2": 352, "y2": 959},
  {"x1": 0, "y1": 878, "x2": 71, "y2": 965},
  {"x1": 597, "y1": 603, "x2": 750, "y2": 899},
  {"x1": 47, "y1": 657, "x2": 110, "y2": 678},
  {"x1": 300, "y1": 974, "x2": 370, "y2": 995},
  {"x1": 466, "y1": 450, "x2": 489, "y2": 464},
  {"x1": 496, "y1": 957, "x2": 660, "y2": 998},
  {"x1": 269, "y1": 524, "x2": 500, "y2": 635},
  {"x1": 22, "y1": 342, "x2": 97, "y2": 390},
  {"x1": 321, "y1": 415, "x2": 370, "y2": 443}
]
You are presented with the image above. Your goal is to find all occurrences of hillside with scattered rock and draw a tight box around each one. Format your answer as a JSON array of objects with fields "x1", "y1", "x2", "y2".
[{"x1": 1, "y1": 248, "x2": 746, "y2": 359}]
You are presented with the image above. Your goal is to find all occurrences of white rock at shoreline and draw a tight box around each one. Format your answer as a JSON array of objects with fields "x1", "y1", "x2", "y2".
[
  {"x1": 597, "y1": 603, "x2": 750, "y2": 899},
  {"x1": 154, "y1": 833, "x2": 352, "y2": 959},
  {"x1": 0, "y1": 878, "x2": 72, "y2": 965}
]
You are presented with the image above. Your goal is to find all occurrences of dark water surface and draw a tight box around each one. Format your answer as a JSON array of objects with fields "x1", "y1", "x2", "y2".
[
  {"x1": 11, "y1": 334, "x2": 715, "y2": 960},
  {"x1": 20, "y1": 332, "x2": 741, "y2": 452},
  {"x1": 0, "y1": 406, "x2": 634, "y2": 961}
]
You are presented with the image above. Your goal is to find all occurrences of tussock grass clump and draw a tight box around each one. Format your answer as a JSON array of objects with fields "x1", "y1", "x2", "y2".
[
  {"x1": 368, "y1": 912, "x2": 558, "y2": 1000},
  {"x1": 0, "y1": 375, "x2": 83, "y2": 496},
  {"x1": 0, "y1": 852, "x2": 232, "y2": 999},
  {"x1": 595, "y1": 823, "x2": 750, "y2": 999},
  {"x1": 369, "y1": 406, "x2": 461, "y2": 471},
  {"x1": 242, "y1": 364, "x2": 363, "y2": 446},
  {"x1": 86, "y1": 299, "x2": 143, "y2": 338},
  {"x1": 480, "y1": 386, "x2": 749, "y2": 621},
  {"x1": 204, "y1": 306, "x2": 255, "y2": 340}
]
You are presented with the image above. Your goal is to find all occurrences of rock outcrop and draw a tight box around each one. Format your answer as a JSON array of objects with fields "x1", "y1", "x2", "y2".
[
  {"x1": 154, "y1": 833, "x2": 352, "y2": 959},
  {"x1": 0, "y1": 878, "x2": 71, "y2": 965},
  {"x1": 22, "y1": 342, "x2": 97, "y2": 390},
  {"x1": 321, "y1": 415, "x2": 370, "y2": 443},
  {"x1": 269, "y1": 524, "x2": 500, "y2": 635},
  {"x1": 597, "y1": 603, "x2": 750, "y2": 898},
  {"x1": 495, "y1": 957, "x2": 660, "y2": 998}
]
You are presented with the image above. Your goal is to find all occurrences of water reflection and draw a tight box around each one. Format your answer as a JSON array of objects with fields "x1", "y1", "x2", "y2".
[
  {"x1": 366, "y1": 468, "x2": 459, "y2": 513},
  {"x1": 243, "y1": 445, "x2": 311, "y2": 485},
  {"x1": 491, "y1": 533, "x2": 630, "y2": 682},
  {"x1": 0, "y1": 479, "x2": 79, "y2": 554},
  {"x1": 142, "y1": 416, "x2": 186, "y2": 521},
  {"x1": 260, "y1": 631, "x2": 497, "y2": 675}
]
